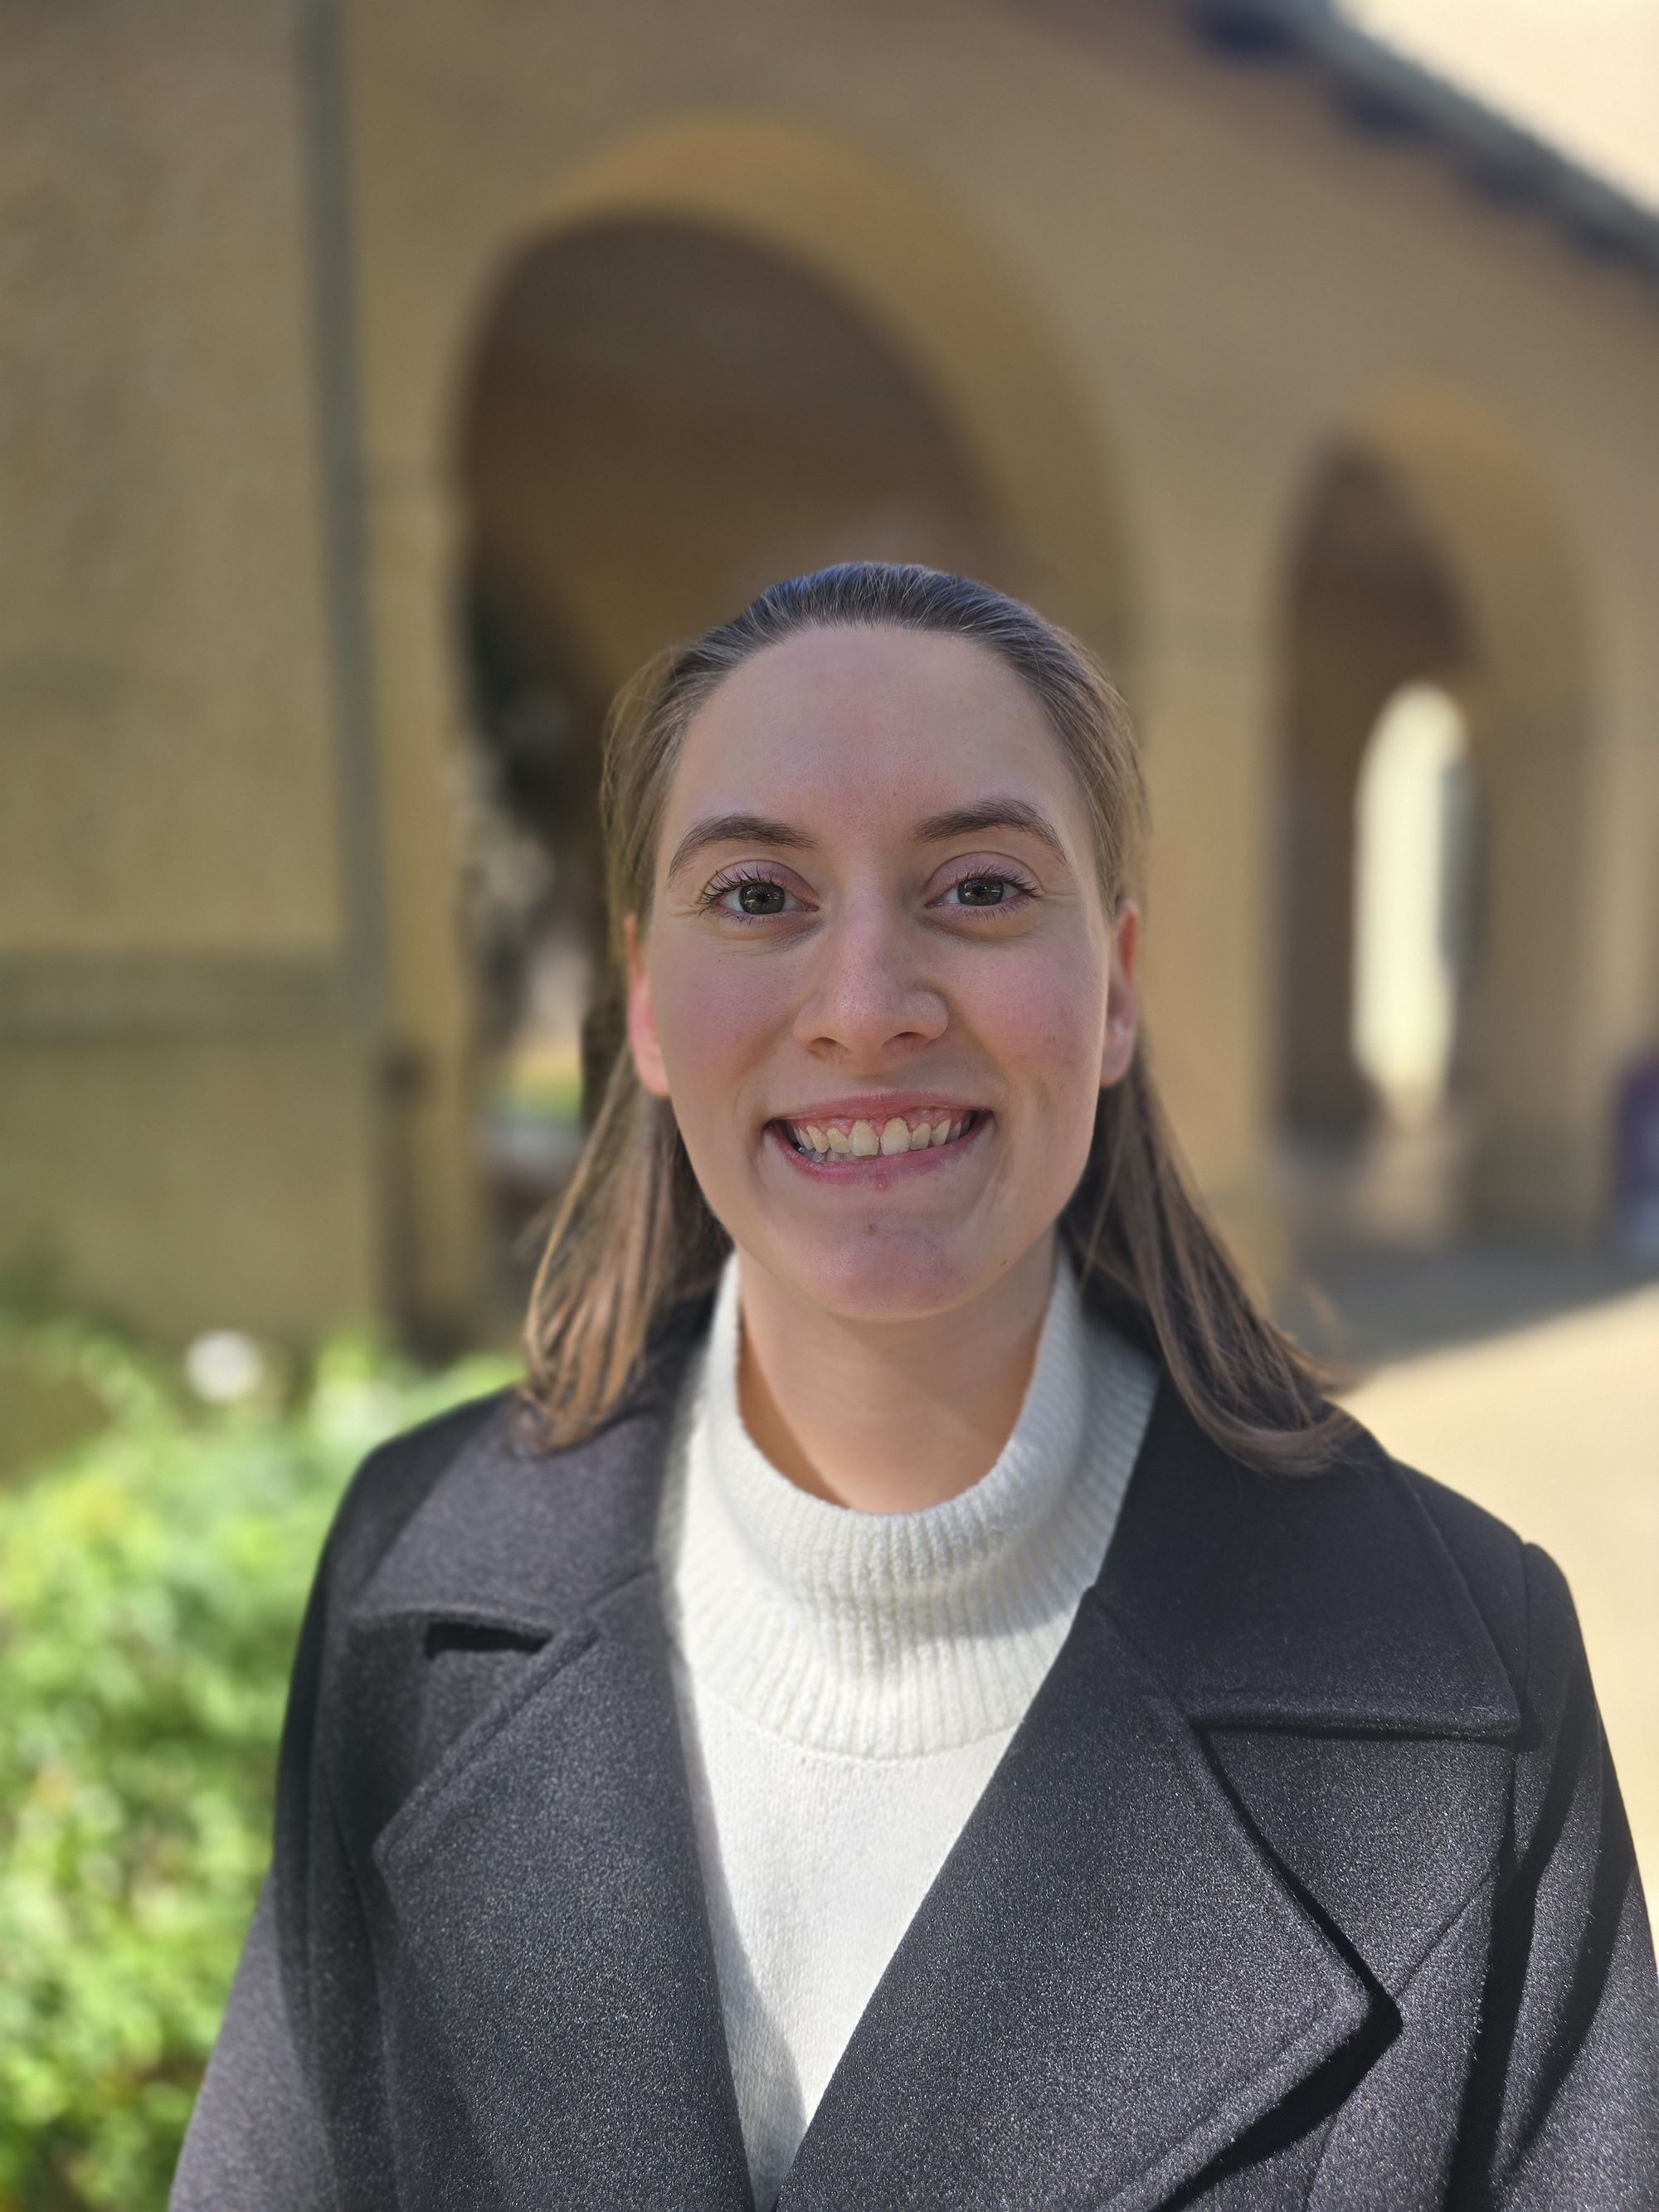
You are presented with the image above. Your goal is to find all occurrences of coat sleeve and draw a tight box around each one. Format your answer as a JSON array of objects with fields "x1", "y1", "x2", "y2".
[
  {"x1": 168, "y1": 1394, "x2": 504, "y2": 2210},
  {"x1": 168, "y1": 1874, "x2": 336, "y2": 2212},
  {"x1": 1453, "y1": 1541, "x2": 1659, "y2": 2208},
  {"x1": 169, "y1": 1497, "x2": 342, "y2": 2212}
]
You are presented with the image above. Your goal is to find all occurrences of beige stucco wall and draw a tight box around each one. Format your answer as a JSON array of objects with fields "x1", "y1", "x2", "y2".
[
  {"x1": 343, "y1": 0, "x2": 1659, "y2": 1290},
  {"x1": 0, "y1": 0, "x2": 382, "y2": 1339},
  {"x1": 0, "y1": 1027, "x2": 376, "y2": 1345},
  {"x1": 0, "y1": 1, "x2": 345, "y2": 955}
]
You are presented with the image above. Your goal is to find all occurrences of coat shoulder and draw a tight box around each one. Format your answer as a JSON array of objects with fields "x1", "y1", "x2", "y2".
[
  {"x1": 320, "y1": 1388, "x2": 518, "y2": 1608},
  {"x1": 1313, "y1": 1405, "x2": 1535, "y2": 1716},
  {"x1": 1380, "y1": 1451, "x2": 1531, "y2": 1692},
  {"x1": 1107, "y1": 1385, "x2": 1531, "y2": 1737},
  {"x1": 315, "y1": 1300, "x2": 720, "y2": 1643}
]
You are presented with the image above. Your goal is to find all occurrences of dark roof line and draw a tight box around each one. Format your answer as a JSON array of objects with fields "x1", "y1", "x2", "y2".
[{"x1": 1186, "y1": 0, "x2": 1659, "y2": 290}]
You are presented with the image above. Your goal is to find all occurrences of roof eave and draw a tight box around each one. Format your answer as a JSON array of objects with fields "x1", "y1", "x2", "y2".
[{"x1": 1185, "y1": 0, "x2": 1659, "y2": 289}]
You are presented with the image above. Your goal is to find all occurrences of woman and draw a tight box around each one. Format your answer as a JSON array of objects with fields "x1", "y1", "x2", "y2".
[{"x1": 175, "y1": 563, "x2": 1658, "y2": 2210}]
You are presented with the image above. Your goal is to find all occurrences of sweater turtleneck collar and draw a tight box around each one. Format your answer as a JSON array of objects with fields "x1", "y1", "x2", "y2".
[{"x1": 654, "y1": 1240, "x2": 1158, "y2": 1759}]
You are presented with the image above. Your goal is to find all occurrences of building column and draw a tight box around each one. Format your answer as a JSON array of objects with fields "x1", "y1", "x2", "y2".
[
  {"x1": 1129, "y1": 487, "x2": 1288, "y2": 1292},
  {"x1": 361, "y1": 469, "x2": 485, "y2": 1344}
]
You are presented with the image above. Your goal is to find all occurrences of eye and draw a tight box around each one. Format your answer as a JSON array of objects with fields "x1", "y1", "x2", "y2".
[
  {"x1": 696, "y1": 868, "x2": 801, "y2": 922},
  {"x1": 935, "y1": 868, "x2": 1039, "y2": 915}
]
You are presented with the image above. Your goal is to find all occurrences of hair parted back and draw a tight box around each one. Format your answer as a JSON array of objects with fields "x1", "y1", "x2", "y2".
[{"x1": 521, "y1": 561, "x2": 1358, "y2": 1475}]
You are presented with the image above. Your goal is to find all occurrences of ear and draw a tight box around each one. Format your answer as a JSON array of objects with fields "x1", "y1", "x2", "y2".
[
  {"x1": 623, "y1": 912, "x2": 672, "y2": 1100},
  {"x1": 1099, "y1": 896, "x2": 1140, "y2": 1092}
]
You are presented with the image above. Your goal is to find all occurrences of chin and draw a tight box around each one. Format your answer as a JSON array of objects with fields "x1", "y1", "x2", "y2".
[{"x1": 762, "y1": 1230, "x2": 999, "y2": 1322}]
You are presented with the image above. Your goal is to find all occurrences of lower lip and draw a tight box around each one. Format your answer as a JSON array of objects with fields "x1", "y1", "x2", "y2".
[{"x1": 765, "y1": 1111, "x2": 992, "y2": 1184}]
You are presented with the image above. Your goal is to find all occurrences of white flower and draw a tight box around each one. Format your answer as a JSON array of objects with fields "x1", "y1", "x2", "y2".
[{"x1": 184, "y1": 1331, "x2": 265, "y2": 1403}]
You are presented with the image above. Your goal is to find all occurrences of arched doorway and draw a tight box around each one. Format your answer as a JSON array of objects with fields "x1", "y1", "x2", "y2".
[
  {"x1": 1275, "y1": 396, "x2": 1596, "y2": 1257},
  {"x1": 1276, "y1": 446, "x2": 1478, "y2": 1247},
  {"x1": 449, "y1": 201, "x2": 1109, "y2": 1294}
]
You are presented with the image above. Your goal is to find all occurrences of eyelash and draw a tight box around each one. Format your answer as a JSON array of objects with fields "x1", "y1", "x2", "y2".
[{"x1": 694, "y1": 864, "x2": 1040, "y2": 925}]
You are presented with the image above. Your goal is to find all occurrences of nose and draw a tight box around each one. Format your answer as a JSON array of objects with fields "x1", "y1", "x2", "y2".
[{"x1": 791, "y1": 898, "x2": 948, "y2": 1060}]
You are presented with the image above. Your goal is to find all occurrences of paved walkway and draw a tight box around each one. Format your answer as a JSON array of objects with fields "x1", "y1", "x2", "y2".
[{"x1": 1337, "y1": 1281, "x2": 1659, "y2": 1911}]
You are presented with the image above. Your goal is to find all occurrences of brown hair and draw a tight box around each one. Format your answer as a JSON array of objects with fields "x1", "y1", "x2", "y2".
[{"x1": 521, "y1": 562, "x2": 1358, "y2": 1475}]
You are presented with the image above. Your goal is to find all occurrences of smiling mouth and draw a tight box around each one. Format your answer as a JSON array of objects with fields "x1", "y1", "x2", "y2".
[{"x1": 767, "y1": 1109, "x2": 991, "y2": 1168}]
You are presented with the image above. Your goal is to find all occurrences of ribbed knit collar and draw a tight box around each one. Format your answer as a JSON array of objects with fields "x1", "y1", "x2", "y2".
[{"x1": 654, "y1": 1241, "x2": 1157, "y2": 1759}]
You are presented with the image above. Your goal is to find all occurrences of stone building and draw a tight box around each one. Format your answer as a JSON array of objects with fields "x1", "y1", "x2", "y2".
[{"x1": 3, "y1": 0, "x2": 1657, "y2": 1345}]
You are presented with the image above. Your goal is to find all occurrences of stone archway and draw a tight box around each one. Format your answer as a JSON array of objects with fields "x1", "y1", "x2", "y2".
[
  {"x1": 458, "y1": 216, "x2": 1023, "y2": 702},
  {"x1": 509, "y1": 116, "x2": 1136, "y2": 680},
  {"x1": 1275, "y1": 391, "x2": 1598, "y2": 1244}
]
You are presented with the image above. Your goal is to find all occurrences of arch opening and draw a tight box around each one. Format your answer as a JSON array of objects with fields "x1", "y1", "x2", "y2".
[
  {"x1": 1274, "y1": 445, "x2": 1481, "y2": 1250},
  {"x1": 1272, "y1": 396, "x2": 1598, "y2": 1260}
]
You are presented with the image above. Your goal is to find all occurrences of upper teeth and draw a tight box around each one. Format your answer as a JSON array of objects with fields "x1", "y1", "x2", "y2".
[{"x1": 781, "y1": 1111, "x2": 975, "y2": 1159}]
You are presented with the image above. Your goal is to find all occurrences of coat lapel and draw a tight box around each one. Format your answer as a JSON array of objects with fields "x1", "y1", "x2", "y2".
[
  {"x1": 776, "y1": 1589, "x2": 1374, "y2": 2211},
  {"x1": 777, "y1": 1371, "x2": 1521, "y2": 2212},
  {"x1": 341, "y1": 1296, "x2": 755, "y2": 2212}
]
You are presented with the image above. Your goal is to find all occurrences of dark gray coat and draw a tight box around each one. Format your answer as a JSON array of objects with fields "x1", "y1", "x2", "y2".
[{"x1": 173, "y1": 1291, "x2": 1659, "y2": 2210}]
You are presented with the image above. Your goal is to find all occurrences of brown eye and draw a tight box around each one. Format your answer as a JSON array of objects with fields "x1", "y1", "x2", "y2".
[
  {"x1": 698, "y1": 869, "x2": 799, "y2": 921},
  {"x1": 957, "y1": 876, "x2": 1006, "y2": 907},
  {"x1": 938, "y1": 870, "x2": 1038, "y2": 914},
  {"x1": 736, "y1": 881, "x2": 786, "y2": 916}
]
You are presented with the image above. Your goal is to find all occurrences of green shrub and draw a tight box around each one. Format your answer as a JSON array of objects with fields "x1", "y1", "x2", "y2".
[{"x1": 0, "y1": 1315, "x2": 519, "y2": 2211}]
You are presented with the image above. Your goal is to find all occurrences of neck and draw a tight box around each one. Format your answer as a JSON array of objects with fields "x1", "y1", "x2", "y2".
[{"x1": 732, "y1": 1232, "x2": 1059, "y2": 1514}]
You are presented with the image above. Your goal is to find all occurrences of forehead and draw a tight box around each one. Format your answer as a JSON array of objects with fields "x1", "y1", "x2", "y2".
[{"x1": 669, "y1": 625, "x2": 1071, "y2": 816}]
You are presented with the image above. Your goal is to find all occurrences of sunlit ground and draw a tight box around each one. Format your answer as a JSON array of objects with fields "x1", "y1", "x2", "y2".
[{"x1": 1339, "y1": 1283, "x2": 1659, "y2": 1910}]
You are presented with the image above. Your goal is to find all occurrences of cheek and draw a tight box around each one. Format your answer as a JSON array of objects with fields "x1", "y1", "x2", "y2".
[
  {"x1": 651, "y1": 950, "x2": 776, "y2": 1087},
  {"x1": 972, "y1": 947, "x2": 1104, "y2": 1090}
]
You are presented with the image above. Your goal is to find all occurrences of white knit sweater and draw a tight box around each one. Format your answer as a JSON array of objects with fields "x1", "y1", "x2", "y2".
[{"x1": 653, "y1": 1241, "x2": 1159, "y2": 2212}]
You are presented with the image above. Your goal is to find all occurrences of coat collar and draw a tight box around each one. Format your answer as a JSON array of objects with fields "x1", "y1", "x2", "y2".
[
  {"x1": 346, "y1": 1291, "x2": 1520, "y2": 2211},
  {"x1": 351, "y1": 1289, "x2": 1518, "y2": 1742}
]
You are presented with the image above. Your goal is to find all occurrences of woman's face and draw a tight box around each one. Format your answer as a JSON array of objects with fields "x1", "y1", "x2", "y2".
[{"x1": 625, "y1": 625, "x2": 1139, "y2": 1321}]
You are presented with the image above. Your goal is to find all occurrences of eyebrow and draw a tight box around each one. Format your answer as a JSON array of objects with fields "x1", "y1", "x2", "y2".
[{"x1": 664, "y1": 796, "x2": 1072, "y2": 885}]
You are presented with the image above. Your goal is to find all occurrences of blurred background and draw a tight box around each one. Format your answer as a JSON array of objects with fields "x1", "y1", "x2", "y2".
[{"x1": 2, "y1": 0, "x2": 1656, "y2": 2200}]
